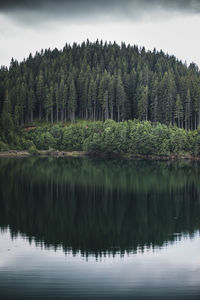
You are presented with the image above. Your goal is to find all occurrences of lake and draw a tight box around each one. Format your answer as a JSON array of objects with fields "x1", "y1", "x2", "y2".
[{"x1": 0, "y1": 157, "x2": 200, "y2": 299}]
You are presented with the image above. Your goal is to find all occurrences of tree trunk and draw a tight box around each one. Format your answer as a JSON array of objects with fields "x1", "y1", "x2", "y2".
[
  {"x1": 118, "y1": 106, "x2": 120, "y2": 122},
  {"x1": 64, "y1": 107, "x2": 67, "y2": 122},
  {"x1": 198, "y1": 106, "x2": 200, "y2": 127},
  {"x1": 194, "y1": 112, "x2": 197, "y2": 130},
  {"x1": 51, "y1": 108, "x2": 53, "y2": 124},
  {"x1": 56, "y1": 103, "x2": 59, "y2": 123},
  {"x1": 61, "y1": 108, "x2": 64, "y2": 123},
  {"x1": 39, "y1": 102, "x2": 42, "y2": 121},
  {"x1": 111, "y1": 105, "x2": 113, "y2": 120},
  {"x1": 30, "y1": 110, "x2": 33, "y2": 123},
  {"x1": 178, "y1": 116, "x2": 180, "y2": 128},
  {"x1": 94, "y1": 103, "x2": 96, "y2": 121}
]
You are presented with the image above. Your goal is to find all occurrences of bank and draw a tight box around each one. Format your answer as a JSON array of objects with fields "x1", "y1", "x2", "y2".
[{"x1": 0, "y1": 150, "x2": 200, "y2": 161}]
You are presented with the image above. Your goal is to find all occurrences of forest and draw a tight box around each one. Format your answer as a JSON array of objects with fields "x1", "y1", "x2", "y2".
[{"x1": 0, "y1": 40, "x2": 200, "y2": 154}]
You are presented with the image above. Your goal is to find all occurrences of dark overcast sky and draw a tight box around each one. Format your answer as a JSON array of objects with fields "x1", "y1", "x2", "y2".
[
  {"x1": 1, "y1": 0, "x2": 200, "y2": 22},
  {"x1": 0, "y1": 0, "x2": 200, "y2": 11},
  {"x1": 0, "y1": 0, "x2": 200, "y2": 66}
]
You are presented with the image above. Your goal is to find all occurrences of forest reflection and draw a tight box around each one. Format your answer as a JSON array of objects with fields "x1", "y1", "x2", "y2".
[{"x1": 0, "y1": 157, "x2": 200, "y2": 257}]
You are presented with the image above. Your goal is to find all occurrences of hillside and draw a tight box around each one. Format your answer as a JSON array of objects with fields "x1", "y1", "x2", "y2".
[{"x1": 1, "y1": 40, "x2": 200, "y2": 136}]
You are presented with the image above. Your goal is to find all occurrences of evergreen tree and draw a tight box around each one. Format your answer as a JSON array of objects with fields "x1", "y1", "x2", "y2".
[
  {"x1": 36, "y1": 71, "x2": 45, "y2": 121},
  {"x1": 175, "y1": 94, "x2": 183, "y2": 128},
  {"x1": 150, "y1": 77, "x2": 159, "y2": 123},
  {"x1": 1, "y1": 90, "x2": 14, "y2": 141},
  {"x1": 68, "y1": 80, "x2": 77, "y2": 123},
  {"x1": 185, "y1": 89, "x2": 191, "y2": 130},
  {"x1": 115, "y1": 74, "x2": 127, "y2": 121},
  {"x1": 137, "y1": 85, "x2": 148, "y2": 121},
  {"x1": 28, "y1": 89, "x2": 36, "y2": 123}
]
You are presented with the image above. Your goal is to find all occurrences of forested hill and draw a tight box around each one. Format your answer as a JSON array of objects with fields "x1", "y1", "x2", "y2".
[{"x1": 1, "y1": 40, "x2": 200, "y2": 131}]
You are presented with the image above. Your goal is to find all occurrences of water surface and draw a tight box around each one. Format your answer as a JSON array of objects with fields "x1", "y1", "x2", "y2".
[{"x1": 0, "y1": 157, "x2": 200, "y2": 299}]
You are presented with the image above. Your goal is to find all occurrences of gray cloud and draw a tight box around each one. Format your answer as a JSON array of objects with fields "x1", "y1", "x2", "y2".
[{"x1": 1, "y1": 0, "x2": 200, "y2": 25}]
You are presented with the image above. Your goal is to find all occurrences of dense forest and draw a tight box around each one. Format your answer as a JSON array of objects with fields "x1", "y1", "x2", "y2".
[
  {"x1": 1, "y1": 40, "x2": 200, "y2": 133},
  {"x1": 1, "y1": 40, "x2": 200, "y2": 154}
]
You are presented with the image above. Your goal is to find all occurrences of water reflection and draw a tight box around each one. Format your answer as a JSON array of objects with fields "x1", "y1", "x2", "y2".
[{"x1": 0, "y1": 157, "x2": 200, "y2": 256}]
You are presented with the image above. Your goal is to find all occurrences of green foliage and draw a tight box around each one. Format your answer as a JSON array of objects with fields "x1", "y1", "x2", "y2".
[
  {"x1": 168, "y1": 127, "x2": 188, "y2": 154},
  {"x1": 50, "y1": 125, "x2": 63, "y2": 149},
  {"x1": 1, "y1": 119, "x2": 200, "y2": 156},
  {"x1": 63, "y1": 123, "x2": 89, "y2": 151},
  {"x1": 28, "y1": 145, "x2": 38, "y2": 155},
  {"x1": 20, "y1": 120, "x2": 198, "y2": 156},
  {"x1": 38, "y1": 132, "x2": 55, "y2": 150},
  {"x1": 128, "y1": 121, "x2": 156, "y2": 155},
  {"x1": 20, "y1": 138, "x2": 35, "y2": 150},
  {"x1": 0, "y1": 141, "x2": 9, "y2": 151}
]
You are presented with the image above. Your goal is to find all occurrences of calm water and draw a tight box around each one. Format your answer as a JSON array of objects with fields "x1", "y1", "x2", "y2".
[{"x1": 0, "y1": 157, "x2": 200, "y2": 299}]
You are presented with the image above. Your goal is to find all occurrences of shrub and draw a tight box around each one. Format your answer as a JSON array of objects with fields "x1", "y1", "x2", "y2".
[
  {"x1": 28, "y1": 145, "x2": 38, "y2": 155},
  {"x1": 0, "y1": 141, "x2": 9, "y2": 151},
  {"x1": 37, "y1": 132, "x2": 54, "y2": 150},
  {"x1": 2, "y1": 120, "x2": 200, "y2": 156}
]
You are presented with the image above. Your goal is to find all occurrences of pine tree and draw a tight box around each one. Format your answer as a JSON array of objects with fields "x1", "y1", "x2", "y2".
[
  {"x1": 175, "y1": 94, "x2": 183, "y2": 128},
  {"x1": 36, "y1": 71, "x2": 45, "y2": 121},
  {"x1": 192, "y1": 77, "x2": 200, "y2": 129},
  {"x1": 68, "y1": 80, "x2": 77, "y2": 123},
  {"x1": 115, "y1": 74, "x2": 127, "y2": 121},
  {"x1": 55, "y1": 83, "x2": 59, "y2": 123},
  {"x1": 185, "y1": 89, "x2": 191, "y2": 130},
  {"x1": 44, "y1": 86, "x2": 51, "y2": 122},
  {"x1": 63, "y1": 83, "x2": 68, "y2": 122},
  {"x1": 1, "y1": 90, "x2": 14, "y2": 141},
  {"x1": 150, "y1": 77, "x2": 159, "y2": 123},
  {"x1": 20, "y1": 81, "x2": 27, "y2": 125},
  {"x1": 137, "y1": 85, "x2": 148, "y2": 121},
  {"x1": 28, "y1": 89, "x2": 36, "y2": 123},
  {"x1": 108, "y1": 76, "x2": 115, "y2": 120}
]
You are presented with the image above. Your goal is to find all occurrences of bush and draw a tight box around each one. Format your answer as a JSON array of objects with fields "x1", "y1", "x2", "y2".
[
  {"x1": 63, "y1": 124, "x2": 89, "y2": 151},
  {"x1": 83, "y1": 132, "x2": 103, "y2": 152},
  {"x1": 28, "y1": 145, "x2": 38, "y2": 155},
  {"x1": 37, "y1": 132, "x2": 54, "y2": 150},
  {"x1": 0, "y1": 141, "x2": 9, "y2": 151},
  {"x1": 50, "y1": 125, "x2": 63, "y2": 149},
  {"x1": 3, "y1": 120, "x2": 200, "y2": 156},
  {"x1": 21, "y1": 138, "x2": 35, "y2": 150}
]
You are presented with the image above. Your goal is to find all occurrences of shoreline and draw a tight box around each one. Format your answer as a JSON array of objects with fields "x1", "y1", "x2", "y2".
[{"x1": 0, "y1": 150, "x2": 200, "y2": 161}]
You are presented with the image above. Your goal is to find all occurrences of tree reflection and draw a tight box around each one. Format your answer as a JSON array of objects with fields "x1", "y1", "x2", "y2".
[{"x1": 0, "y1": 157, "x2": 200, "y2": 257}]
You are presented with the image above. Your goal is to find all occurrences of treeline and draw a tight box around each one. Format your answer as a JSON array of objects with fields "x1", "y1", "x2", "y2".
[
  {"x1": 1, "y1": 40, "x2": 200, "y2": 137},
  {"x1": 1, "y1": 120, "x2": 200, "y2": 156}
]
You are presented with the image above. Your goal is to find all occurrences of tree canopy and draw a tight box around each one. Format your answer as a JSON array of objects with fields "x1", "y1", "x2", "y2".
[{"x1": 1, "y1": 40, "x2": 200, "y2": 133}]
